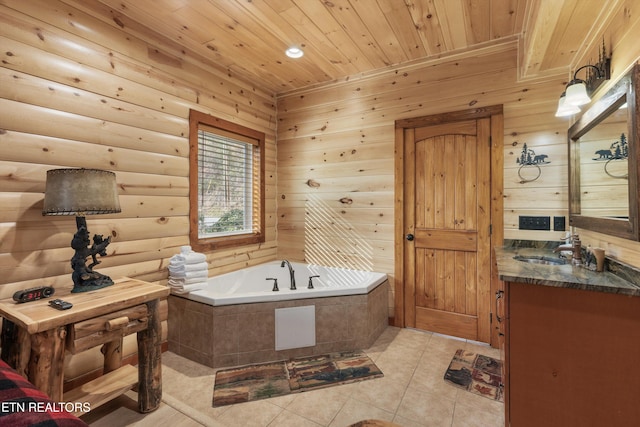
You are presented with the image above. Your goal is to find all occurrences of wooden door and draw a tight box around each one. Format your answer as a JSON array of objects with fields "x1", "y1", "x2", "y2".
[{"x1": 402, "y1": 117, "x2": 492, "y2": 341}]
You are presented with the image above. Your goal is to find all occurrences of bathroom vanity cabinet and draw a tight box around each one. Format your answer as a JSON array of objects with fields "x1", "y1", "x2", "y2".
[
  {"x1": 494, "y1": 245, "x2": 640, "y2": 427},
  {"x1": 502, "y1": 281, "x2": 640, "y2": 427}
]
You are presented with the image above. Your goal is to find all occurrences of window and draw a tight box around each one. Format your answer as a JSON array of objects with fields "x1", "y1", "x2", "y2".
[{"x1": 189, "y1": 110, "x2": 265, "y2": 250}]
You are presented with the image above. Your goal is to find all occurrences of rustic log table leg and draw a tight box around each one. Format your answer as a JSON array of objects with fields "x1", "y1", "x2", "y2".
[
  {"x1": 102, "y1": 338, "x2": 123, "y2": 374},
  {"x1": 29, "y1": 326, "x2": 67, "y2": 401},
  {"x1": 137, "y1": 299, "x2": 162, "y2": 413}
]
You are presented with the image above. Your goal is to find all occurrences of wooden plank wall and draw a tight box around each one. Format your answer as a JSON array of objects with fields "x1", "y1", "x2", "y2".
[
  {"x1": 0, "y1": 0, "x2": 278, "y2": 300},
  {"x1": 277, "y1": 42, "x2": 563, "y2": 317},
  {"x1": 1, "y1": 0, "x2": 639, "y2": 327},
  {"x1": 277, "y1": 5, "x2": 640, "y2": 318}
]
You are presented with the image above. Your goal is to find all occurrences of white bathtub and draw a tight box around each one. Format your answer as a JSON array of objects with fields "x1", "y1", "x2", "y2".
[{"x1": 185, "y1": 261, "x2": 388, "y2": 306}]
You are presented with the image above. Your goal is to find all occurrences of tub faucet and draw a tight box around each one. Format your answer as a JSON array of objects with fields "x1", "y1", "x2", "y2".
[
  {"x1": 281, "y1": 260, "x2": 296, "y2": 290},
  {"x1": 553, "y1": 234, "x2": 582, "y2": 266}
]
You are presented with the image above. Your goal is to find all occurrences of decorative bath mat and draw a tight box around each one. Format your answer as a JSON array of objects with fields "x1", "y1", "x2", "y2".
[
  {"x1": 212, "y1": 351, "x2": 383, "y2": 407},
  {"x1": 444, "y1": 349, "x2": 503, "y2": 402}
]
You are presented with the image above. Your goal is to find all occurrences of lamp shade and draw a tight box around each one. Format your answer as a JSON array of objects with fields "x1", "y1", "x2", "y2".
[
  {"x1": 565, "y1": 80, "x2": 591, "y2": 106},
  {"x1": 555, "y1": 92, "x2": 581, "y2": 117},
  {"x1": 42, "y1": 168, "x2": 121, "y2": 216}
]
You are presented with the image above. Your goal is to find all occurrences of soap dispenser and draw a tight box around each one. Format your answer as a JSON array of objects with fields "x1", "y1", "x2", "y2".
[{"x1": 572, "y1": 234, "x2": 582, "y2": 266}]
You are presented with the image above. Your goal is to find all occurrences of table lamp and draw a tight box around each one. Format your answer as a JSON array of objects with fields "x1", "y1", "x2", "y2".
[{"x1": 42, "y1": 168, "x2": 121, "y2": 293}]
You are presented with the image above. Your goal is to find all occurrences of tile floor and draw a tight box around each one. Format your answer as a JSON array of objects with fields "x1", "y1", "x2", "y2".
[{"x1": 83, "y1": 326, "x2": 504, "y2": 427}]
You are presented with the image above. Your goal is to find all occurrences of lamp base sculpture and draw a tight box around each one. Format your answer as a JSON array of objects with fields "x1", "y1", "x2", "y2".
[{"x1": 70, "y1": 216, "x2": 114, "y2": 293}]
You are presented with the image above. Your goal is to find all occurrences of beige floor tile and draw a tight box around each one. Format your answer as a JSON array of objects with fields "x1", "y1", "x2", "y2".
[
  {"x1": 452, "y1": 400, "x2": 504, "y2": 427},
  {"x1": 163, "y1": 370, "x2": 227, "y2": 419},
  {"x1": 387, "y1": 328, "x2": 432, "y2": 352},
  {"x1": 215, "y1": 399, "x2": 283, "y2": 427},
  {"x1": 171, "y1": 416, "x2": 213, "y2": 427},
  {"x1": 392, "y1": 414, "x2": 430, "y2": 427},
  {"x1": 82, "y1": 393, "x2": 197, "y2": 427},
  {"x1": 454, "y1": 389, "x2": 504, "y2": 418},
  {"x1": 268, "y1": 410, "x2": 324, "y2": 427},
  {"x1": 417, "y1": 347, "x2": 457, "y2": 375},
  {"x1": 408, "y1": 366, "x2": 459, "y2": 402},
  {"x1": 348, "y1": 375, "x2": 408, "y2": 414},
  {"x1": 161, "y1": 353, "x2": 218, "y2": 407},
  {"x1": 328, "y1": 398, "x2": 395, "y2": 427},
  {"x1": 265, "y1": 392, "x2": 298, "y2": 409},
  {"x1": 161, "y1": 393, "x2": 227, "y2": 426},
  {"x1": 428, "y1": 333, "x2": 468, "y2": 354},
  {"x1": 284, "y1": 387, "x2": 350, "y2": 425},
  {"x1": 373, "y1": 352, "x2": 419, "y2": 383},
  {"x1": 86, "y1": 327, "x2": 506, "y2": 427},
  {"x1": 396, "y1": 387, "x2": 456, "y2": 426}
]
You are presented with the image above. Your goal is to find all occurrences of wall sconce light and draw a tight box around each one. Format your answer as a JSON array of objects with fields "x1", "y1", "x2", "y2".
[
  {"x1": 43, "y1": 168, "x2": 121, "y2": 293},
  {"x1": 555, "y1": 90, "x2": 582, "y2": 117},
  {"x1": 555, "y1": 41, "x2": 611, "y2": 117}
]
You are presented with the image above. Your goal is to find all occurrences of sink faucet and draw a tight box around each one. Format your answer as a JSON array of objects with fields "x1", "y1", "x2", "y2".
[
  {"x1": 281, "y1": 260, "x2": 296, "y2": 290},
  {"x1": 553, "y1": 234, "x2": 582, "y2": 266}
]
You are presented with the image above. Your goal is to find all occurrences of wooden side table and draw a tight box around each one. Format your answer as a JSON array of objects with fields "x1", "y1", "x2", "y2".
[{"x1": 0, "y1": 278, "x2": 169, "y2": 415}]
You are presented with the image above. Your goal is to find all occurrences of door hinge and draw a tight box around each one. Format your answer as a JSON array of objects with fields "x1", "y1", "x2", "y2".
[
  {"x1": 489, "y1": 135, "x2": 492, "y2": 147},
  {"x1": 490, "y1": 224, "x2": 493, "y2": 235}
]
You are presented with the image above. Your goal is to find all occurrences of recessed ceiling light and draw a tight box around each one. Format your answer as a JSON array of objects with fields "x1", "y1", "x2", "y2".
[{"x1": 285, "y1": 47, "x2": 304, "y2": 59}]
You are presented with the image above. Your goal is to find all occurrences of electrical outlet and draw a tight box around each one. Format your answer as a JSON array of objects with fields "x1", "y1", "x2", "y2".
[
  {"x1": 519, "y1": 216, "x2": 551, "y2": 230},
  {"x1": 553, "y1": 216, "x2": 566, "y2": 231}
]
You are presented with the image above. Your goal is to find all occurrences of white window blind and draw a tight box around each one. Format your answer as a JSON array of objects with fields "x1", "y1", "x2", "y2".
[{"x1": 197, "y1": 129, "x2": 254, "y2": 238}]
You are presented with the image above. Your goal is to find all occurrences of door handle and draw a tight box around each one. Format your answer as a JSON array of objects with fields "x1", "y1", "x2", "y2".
[
  {"x1": 495, "y1": 290, "x2": 504, "y2": 323},
  {"x1": 406, "y1": 233, "x2": 414, "y2": 241}
]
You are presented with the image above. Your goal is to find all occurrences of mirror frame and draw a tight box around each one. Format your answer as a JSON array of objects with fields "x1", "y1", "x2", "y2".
[{"x1": 568, "y1": 63, "x2": 640, "y2": 241}]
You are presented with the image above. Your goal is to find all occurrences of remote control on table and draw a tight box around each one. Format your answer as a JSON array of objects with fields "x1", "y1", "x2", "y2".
[{"x1": 49, "y1": 299, "x2": 73, "y2": 310}]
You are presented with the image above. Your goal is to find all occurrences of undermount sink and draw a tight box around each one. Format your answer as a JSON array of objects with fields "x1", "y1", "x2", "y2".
[{"x1": 513, "y1": 255, "x2": 567, "y2": 266}]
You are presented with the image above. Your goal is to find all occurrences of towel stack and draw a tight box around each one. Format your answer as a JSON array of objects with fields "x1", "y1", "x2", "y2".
[{"x1": 168, "y1": 246, "x2": 208, "y2": 294}]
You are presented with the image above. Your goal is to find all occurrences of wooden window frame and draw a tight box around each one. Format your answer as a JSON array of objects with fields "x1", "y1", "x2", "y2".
[{"x1": 188, "y1": 110, "x2": 265, "y2": 251}]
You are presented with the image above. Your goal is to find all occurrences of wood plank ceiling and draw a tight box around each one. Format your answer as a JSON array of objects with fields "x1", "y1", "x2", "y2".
[{"x1": 65, "y1": 0, "x2": 616, "y2": 94}]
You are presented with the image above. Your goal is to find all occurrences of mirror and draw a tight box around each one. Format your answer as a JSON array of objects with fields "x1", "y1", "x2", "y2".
[{"x1": 568, "y1": 64, "x2": 639, "y2": 241}]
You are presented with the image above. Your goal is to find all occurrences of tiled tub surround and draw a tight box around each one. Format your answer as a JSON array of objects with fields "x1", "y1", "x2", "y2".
[{"x1": 168, "y1": 279, "x2": 389, "y2": 368}]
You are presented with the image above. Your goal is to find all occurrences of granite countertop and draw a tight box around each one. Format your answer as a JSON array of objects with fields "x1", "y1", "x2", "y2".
[{"x1": 495, "y1": 245, "x2": 640, "y2": 296}]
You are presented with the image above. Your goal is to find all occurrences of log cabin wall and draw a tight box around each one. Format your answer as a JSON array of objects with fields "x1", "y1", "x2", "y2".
[
  {"x1": 0, "y1": 0, "x2": 278, "y2": 300},
  {"x1": 1, "y1": 1, "x2": 639, "y2": 335},
  {"x1": 276, "y1": 6, "x2": 640, "y2": 318}
]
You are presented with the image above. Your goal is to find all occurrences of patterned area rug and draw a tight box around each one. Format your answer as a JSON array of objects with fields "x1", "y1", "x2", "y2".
[
  {"x1": 444, "y1": 349, "x2": 504, "y2": 402},
  {"x1": 212, "y1": 351, "x2": 383, "y2": 407}
]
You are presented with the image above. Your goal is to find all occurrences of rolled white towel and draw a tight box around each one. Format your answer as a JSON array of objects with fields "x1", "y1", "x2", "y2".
[
  {"x1": 168, "y1": 274, "x2": 208, "y2": 285},
  {"x1": 168, "y1": 261, "x2": 208, "y2": 274},
  {"x1": 168, "y1": 279, "x2": 205, "y2": 295},
  {"x1": 168, "y1": 269, "x2": 208, "y2": 280},
  {"x1": 170, "y1": 252, "x2": 206, "y2": 265}
]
